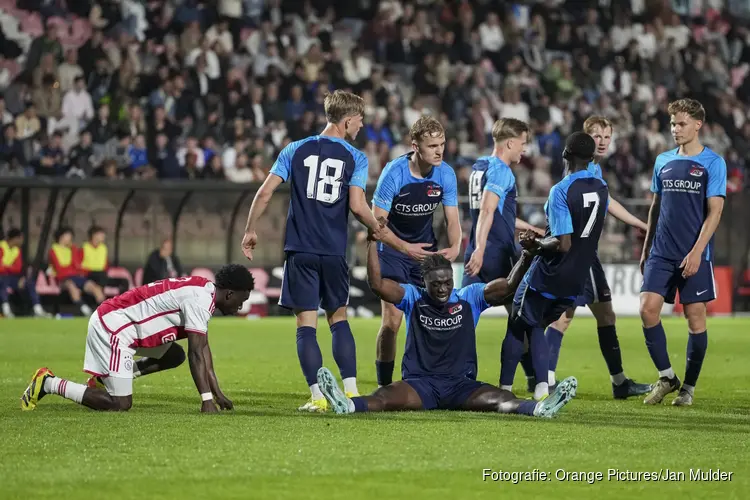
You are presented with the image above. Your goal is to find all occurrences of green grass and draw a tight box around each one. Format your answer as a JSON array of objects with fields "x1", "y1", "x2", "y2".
[{"x1": 1, "y1": 317, "x2": 749, "y2": 499}]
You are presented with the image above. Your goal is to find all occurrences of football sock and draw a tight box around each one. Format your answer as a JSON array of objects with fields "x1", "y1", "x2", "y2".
[
  {"x1": 519, "y1": 351, "x2": 534, "y2": 378},
  {"x1": 351, "y1": 396, "x2": 368, "y2": 412},
  {"x1": 548, "y1": 371, "x2": 556, "y2": 386},
  {"x1": 515, "y1": 400, "x2": 537, "y2": 416},
  {"x1": 330, "y1": 321, "x2": 357, "y2": 379},
  {"x1": 534, "y1": 382, "x2": 549, "y2": 400},
  {"x1": 296, "y1": 326, "x2": 323, "y2": 387},
  {"x1": 546, "y1": 327, "x2": 564, "y2": 373},
  {"x1": 611, "y1": 372, "x2": 627, "y2": 386},
  {"x1": 530, "y1": 327, "x2": 549, "y2": 386},
  {"x1": 499, "y1": 320, "x2": 526, "y2": 387},
  {"x1": 309, "y1": 383, "x2": 324, "y2": 400},
  {"x1": 44, "y1": 377, "x2": 85, "y2": 403},
  {"x1": 342, "y1": 377, "x2": 358, "y2": 395},
  {"x1": 684, "y1": 331, "x2": 707, "y2": 388},
  {"x1": 597, "y1": 325, "x2": 624, "y2": 376},
  {"x1": 643, "y1": 322, "x2": 672, "y2": 373},
  {"x1": 375, "y1": 360, "x2": 395, "y2": 386}
]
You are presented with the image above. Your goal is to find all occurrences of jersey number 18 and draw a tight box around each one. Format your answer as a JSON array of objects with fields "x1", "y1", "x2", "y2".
[
  {"x1": 468, "y1": 170, "x2": 484, "y2": 210},
  {"x1": 303, "y1": 155, "x2": 344, "y2": 204}
]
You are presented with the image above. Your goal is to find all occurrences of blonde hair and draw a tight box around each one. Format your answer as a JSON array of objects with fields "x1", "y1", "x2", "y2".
[
  {"x1": 324, "y1": 90, "x2": 365, "y2": 123},
  {"x1": 492, "y1": 118, "x2": 529, "y2": 143},
  {"x1": 583, "y1": 116, "x2": 613, "y2": 134},
  {"x1": 410, "y1": 116, "x2": 445, "y2": 142},
  {"x1": 668, "y1": 99, "x2": 706, "y2": 122}
]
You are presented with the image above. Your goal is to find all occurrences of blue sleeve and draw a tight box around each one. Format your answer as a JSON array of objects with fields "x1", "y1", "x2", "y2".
[
  {"x1": 441, "y1": 166, "x2": 458, "y2": 207},
  {"x1": 270, "y1": 142, "x2": 293, "y2": 182},
  {"x1": 458, "y1": 283, "x2": 491, "y2": 321},
  {"x1": 548, "y1": 185, "x2": 574, "y2": 237},
  {"x1": 350, "y1": 150, "x2": 368, "y2": 191},
  {"x1": 483, "y1": 165, "x2": 514, "y2": 213},
  {"x1": 395, "y1": 284, "x2": 420, "y2": 313},
  {"x1": 372, "y1": 164, "x2": 399, "y2": 212},
  {"x1": 650, "y1": 162, "x2": 662, "y2": 194},
  {"x1": 706, "y1": 156, "x2": 727, "y2": 198}
]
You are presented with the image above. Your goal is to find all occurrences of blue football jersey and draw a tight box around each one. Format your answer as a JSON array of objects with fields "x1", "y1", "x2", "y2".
[
  {"x1": 270, "y1": 135, "x2": 368, "y2": 257},
  {"x1": 396, "y1": 283, "x2": 489, "y2": 379},
  {"x1": 650, "y1": 147, "x2": 727, "y2": 262},
  {"x1": 465, "y1": 156, "x2": 517, "y2": 261},
  {"x1": 526, "y1": 169, "x2": 609, "y2": 299},
  {"x1": 587, "y1": 161, "x2": 603, "y2": 180},
  {"x1": 372, "y1": 154, "x2": 458, "y2": 257}
]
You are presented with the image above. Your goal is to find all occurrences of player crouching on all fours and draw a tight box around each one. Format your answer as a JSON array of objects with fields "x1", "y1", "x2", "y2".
[
  {"x1": 316, "y1": 221, "x2": 577, "y2": 417},
  {"x1": 20, "y1": 265, "x2": 254, "y2": 413}
]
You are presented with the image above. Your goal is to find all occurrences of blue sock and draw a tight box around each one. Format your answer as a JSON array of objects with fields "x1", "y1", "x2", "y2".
[
  {"x1": 516, "y1": 400, "x2": 537, "y2": 416},
  {"x1": 643, "y1": 322, "x2": 671, "y2": 372},
  {"x1": 597, "y1": 325, "x2": 623, "y2": 376},
  {"x1": 545, "y1": 327, "x2": 564, "y2": 372},
  {"x1": 296, "y1": 326, "x2": 323, "y2": 386},
  {"x1": 529, "y1": 327, "x2": 549, "y2": 385},
  {"x1": 330, "y1": 321, "x2": 357, "y2": 379},
  {"x1": 376, "y1": 361, "x2": 395, "y2": 386},
  {"x1": 519, "y1": 351, "x2": 534, "y2": 378},
  {"x1": 684, "y1": 331, "x2": 708, "y2": 387},
  {"x1": 499, "y1": 319, "x2": 527, "y2": 387},
  {"x1": 351, "y1": 396, "x2": 368, "y2": 412}
]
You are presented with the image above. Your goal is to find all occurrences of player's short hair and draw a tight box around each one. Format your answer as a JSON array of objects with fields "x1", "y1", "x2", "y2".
[
  {"x1": 583, "y1": 116, "x2": 613, "y2": 134},
  {"x1": 215, "y1": 264, "x2": 255, "y2": 292},
  {"x1": 421, "y1": 254, "x2": 452, "y2": 277},
  {"x1": 324, "y1": 90, "x2": 365, "y2": 124},
  {"x1": 5, "y1": 228, "x2": 22, "y2": 240},
  {"x1": 668, "y1": 99, "x2": 705, "y2": 122},
  {"x1": 492, "y1": 118, "x2": 529, "y2": 143},
  {"x1": 55, "y1": 226, "x2": 73, "y2": 241},
  {"x1": 88, "y1": 225, "x2": 105, "y2": 239},
  {"x1": 410, "y1": 116, "x2": 445, "y2": 143}
]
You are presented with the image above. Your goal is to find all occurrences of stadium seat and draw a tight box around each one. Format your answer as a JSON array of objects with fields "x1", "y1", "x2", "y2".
[
  {"x1": 35, "y1": 271, "x2": 60, "y2": 296},
  {"x1": 191, "y1": 267, "x2": 215, "y2": 282},
  {"x1": 737, "y1": 270, "x2": 750, "y2": 309},
  {"x1": 107, "y1": 267, "x2": 135, "y2": 290},
  {"x1": 133, "y1": 267, "x2": 143, "y2": 287}
]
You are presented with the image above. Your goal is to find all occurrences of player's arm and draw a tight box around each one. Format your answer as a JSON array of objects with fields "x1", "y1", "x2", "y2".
[
  {"x1": 186, "y1": 332, "x2": 217, "y2": 413},
  {"x1": 241, "y1": 172, "x2": 284, "y2": 260},
  {"x1": 464, "y1": 190, "x2": 499, "y2": 276},
  {"x1": 515, "y1": 218, "x2": 545, "y2": 236},
  {"x1": 349, "y1": 153, "x2": 388, "y2": 241},
  {"x1": 607, "y1": 196, "x2": 647, "y2": 231},
  {"x1": 529, "y1": 186, "x2": 573, "y2": 254},
  {"x1": 484, "y1": 249, "x2": 534, "y2": 306},
  {"x1": 641, "y1": 163, "x2": 664, "y2": 274},
  {"x1": 204, "y1": 342, "x2": 232, "y2": 410},
  {"x1": 437, "y1": 169, "x2": 462, "y2": 262},
  {"x1": 366, "y1": 236, "x2": 405, "y2": 305}
]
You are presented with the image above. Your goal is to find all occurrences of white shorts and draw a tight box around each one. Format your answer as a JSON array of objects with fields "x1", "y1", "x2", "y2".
[{"x1": 83, "y1": 315, "x2": 173, "y2": 397}]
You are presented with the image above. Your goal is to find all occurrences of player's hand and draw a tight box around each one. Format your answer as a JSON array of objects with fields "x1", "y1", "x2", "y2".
[
  {"x1": 241, "y1": 231, "x2": 257, "y2": 261},
  {"x1": 519, "y1": 230, "x2": 537, "y2": 251},
  {"x1": 438, "y1": 246, "x2": 460, "y2": 262},
  {"x1": 465, "y1": 249, "x2": 484, "y2": 277},
  {"x1": 201, "y1": 400, "x2": 219, "y2": 413},
  {"x1": 403, "y1": 242, "x2": 434, "y2": 261},
  {"x1": 214, "y1": 392, "x2": 234, "y2": 410},
  {"x1": 530, "y1": 226, "x2": 546, "y2": 237},
  {"x1": 680, "y1": 250, "x2": 701, "y2": 278}
]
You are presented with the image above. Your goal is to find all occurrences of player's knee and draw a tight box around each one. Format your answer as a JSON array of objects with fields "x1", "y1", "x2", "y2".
[
  {"x1": 380, "y1": 308, "x2": 402, "y2": 334},
  {"x1": 683, "y1": 305, "x2": 707, "y2": 332},
  {"x1": 639, "y1": 300, "x2": 660, "y2": 326},
  {"x1": 110, "y1": 395, "x2": 132, "y2": 412},
  {"x1": 165, "y1": 343, "x2": 186, "y2": 368},
  {"x1": 593, "y1": 304, "x2": 616, "y2": 327}
]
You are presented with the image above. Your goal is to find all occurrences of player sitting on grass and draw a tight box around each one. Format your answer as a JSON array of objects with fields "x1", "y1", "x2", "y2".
[
  {"x1": 20, "y1": 265, "x2": 254, "y2": 413},
  {"x1": 316, "y1": 226, "x2": 577, "y2": 417}
]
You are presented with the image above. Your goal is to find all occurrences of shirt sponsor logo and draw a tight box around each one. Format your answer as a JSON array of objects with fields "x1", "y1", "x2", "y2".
[
  {"x1": 393, "y1": 202, "x2": 440, "y2": 215},
  {"x1": 427, "y1": 185, "x2": 442, "y2": 198},
  {"x1": 419, "y1": 313, "x2": 463, "y2": 329},
  {"x1": 690, "y1": 166, "x2": 704, "y2": 177},
  {"x1": 449, "y1": 304, "x2": 462, "y2": 315}
]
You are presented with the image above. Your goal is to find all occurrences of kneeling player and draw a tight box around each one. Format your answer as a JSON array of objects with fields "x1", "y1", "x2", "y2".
[
  {"x1": 316, "y1": 231, "x2": 577, "y2": 417},
  {"x1": 20, "y1": 265, "x2": 254, "y2": 413}
]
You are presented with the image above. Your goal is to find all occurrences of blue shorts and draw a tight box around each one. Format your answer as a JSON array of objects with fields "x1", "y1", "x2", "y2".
[
  {"x1": 574, "y1": 254, "x2": 612, "y2": 307},
  {"x1": 378, "y1": 249, "x2": 423, "y2": 287},
  {"x1": 641, "y1": 254, "x2": 716, "y2": 305},
  {"x1": 405, "y1": 376, "x2": 490, "y2": 410},
  {"x1": 66, "y1": 275, "x2": 88, "y2": 288},
  {"x1": 279, "y1": 252, "x2": 349, "y2": 311},
  {"x1": 462, "y1": 244, "x2": 518, "y2": 287},
  {"x1": 512, "y1": 279, "x2": 575, "y2": 328}
]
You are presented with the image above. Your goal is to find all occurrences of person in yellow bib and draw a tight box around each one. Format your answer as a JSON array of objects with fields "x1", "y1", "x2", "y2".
[
  {"x1": 0, "y1": 228, "x2": 49, "y2": 318},
  {"x1": 48, "y1": 227, "x2": 105, "y2": 317}
]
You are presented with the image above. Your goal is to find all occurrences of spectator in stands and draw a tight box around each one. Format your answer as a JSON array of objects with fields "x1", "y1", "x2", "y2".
[
  {"x1": 80, "y1": 225, "x2": 109, "y2": 288},
  {"x1": 0, "y1": 228, "x2": 47, "y2": 318},
  {"x1": 142, "y1": 238, "x2": 183, "y2": 285},
  {"x1": 48, "y1": 227, "x2": 104, "y2": 316},
  {"x1": 34, "y1": 132, "x2": 66, "y2": 176}
]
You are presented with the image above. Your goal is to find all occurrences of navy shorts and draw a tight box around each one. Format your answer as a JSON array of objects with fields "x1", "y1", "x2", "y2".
[
  {"x1": 66, "y1": 275, "x2": 88, "y2": 288},
  {"x1": 405, "y1": 376, "x2": 490, "y2": 410},
  {"x1": 641, "y1": 254, "x2": 716, "y2": 305},
  {"x1": 462, "y1": 244, "x2": 518, "y2": 287},
  {"x1": 378, "y1": 249, "x2": 423, "y2": 287},
  {"x1": 574, "y1": 254, "x2": 612, "y2": 307},
  {"x1": 512, "y1": 280, "x2": 575, "y2": 328},
  {"x1": 279, "y1": 252, "x2": 349, "y2": 311}
]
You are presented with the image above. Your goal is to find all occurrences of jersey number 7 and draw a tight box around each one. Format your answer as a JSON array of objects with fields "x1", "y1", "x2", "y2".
[
  {"x1": 303, "y1": 155, "x2": 344, "y2": 204},
  {"x1": 581, "y1": 192, "x2": 600, "y2": 238}
]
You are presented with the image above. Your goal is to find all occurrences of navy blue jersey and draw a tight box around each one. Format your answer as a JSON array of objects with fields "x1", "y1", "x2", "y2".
[
  {"x1": 396, "y1": 283, "x2": 489, "y2": 380},
  {"x1": 650, "y1": 147, "x2": 727, "y2": 262},
  {"x1": 372, "y1": 154, "x2": 458, "y2": 256},
  {"x1": 270, "y1": 135, "x2": 368, "y2": 257},
  {"x1": 465, "y1": 156, "x2": 517, "y2": 258},
  {"x1": 525, "y1": 169, "x2": 609, "y2": 299}
]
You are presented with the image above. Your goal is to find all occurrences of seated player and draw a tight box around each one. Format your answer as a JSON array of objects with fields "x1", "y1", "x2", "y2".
[
  {"x1": 48, "y1": 227, "x2": 105, "y2": 316},
  {"x1": 316, "y1": 229, "x2": 577, "y2": 417},
  {"x1": 20, "y1": 265, "x2": 254, "y2": 413},
  {"x1": 1, "y1": 228, "x2": 49, "y2": 318}
]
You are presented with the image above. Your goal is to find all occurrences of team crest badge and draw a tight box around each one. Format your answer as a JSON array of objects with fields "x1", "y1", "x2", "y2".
[
  {"x1": 124, "y1": 358, "x2": 133, "y2": 371},
  {"x1": 449, "y1": 304, "x2": 462, "y2": 315},
  {"x1": 427, "y1": 185, "x2": 442, "y2": 197},
  {"x1": 689, "y1": 166, "x2": 704, "y2": 177}
]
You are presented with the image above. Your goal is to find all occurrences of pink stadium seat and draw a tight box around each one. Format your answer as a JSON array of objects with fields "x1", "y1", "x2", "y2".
[
  {"x1": 107, "y1": 267, "x2": 135, "y2": 290},
  {"x1": 36, "y1": 271, "x2": 60, "y2": 296},
  {"x1": 191, "y1": 267, "x2": 216, "y2": 282},
  {"x1": 133, "y1": 267, "x2": 143, "y2": 287}
]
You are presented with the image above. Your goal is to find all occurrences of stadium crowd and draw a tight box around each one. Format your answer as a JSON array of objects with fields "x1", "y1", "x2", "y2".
[{"x1": 0, "y1": 0, "x2": 748, "y2": 198}]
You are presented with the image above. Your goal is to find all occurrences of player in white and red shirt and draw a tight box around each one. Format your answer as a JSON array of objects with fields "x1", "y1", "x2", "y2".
[{"x1": 20, "y1": 264, "x2": 254, "y2": 413}]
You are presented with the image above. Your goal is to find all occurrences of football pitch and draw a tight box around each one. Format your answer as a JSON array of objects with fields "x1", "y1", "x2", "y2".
[{"x1": 1, "y1": 317, "x2": 748, "y2": 499}]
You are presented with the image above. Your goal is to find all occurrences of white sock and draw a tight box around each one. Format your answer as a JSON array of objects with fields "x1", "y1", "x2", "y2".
[
  {"x1": 500, "y1": 384, "x2": 513, "y2": 391},
  {"x1": 347, "y1": 399, "x2": 355, "y2": 413},
  {"x1": 33, "y1": 304, "x2": 45, "y2": 315},
  {"x1": 44, "y1": 377, "x2": 86, "y2": 403},
  {"x1": 81, "y1": 304, "x2": 93, "y2": 316},
  {"x1": 548, "y1": 370, "x2": 556, "y2": 386},
  {"x1": 532, "y1": 402, "x2": 542, "y2": 416},
  {"x1": 658, "y1": 367, "x2": 675, "y2": 379},
  {"x1": 2, "y1": 302, "x2": 12, "y2": 316},
  {"x1": 534, "y1": 382, "x2": 549, "y2": 401},
  {"x1": 342, "y1": 377, "x2": 358, "y2": 395},
  {"x1": 682, "y1": 384, "x2": 695, "y2": 396},
  {"x1": 611, "y1": 372, "x2": 627, "y2": 385},
  {"x1": 310, "y1": 383, "x2": 324, "y2": 400}
]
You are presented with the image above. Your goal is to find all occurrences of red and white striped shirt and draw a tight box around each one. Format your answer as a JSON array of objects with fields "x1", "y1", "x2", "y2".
[{"x1": 96, "y1": 276, "x2": 216, "y2": 349}]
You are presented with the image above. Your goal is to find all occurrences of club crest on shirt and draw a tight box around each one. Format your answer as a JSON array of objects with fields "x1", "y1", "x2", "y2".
[
  {"x1": 689, "y1": 166, "x2": 704, "y2": 177},
  {"x1": 427, "y1": 185, "x2": 442, "y2": 198},
  {"x1": 449, "y1": 304, "x2": 462, "y2": 315}
]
